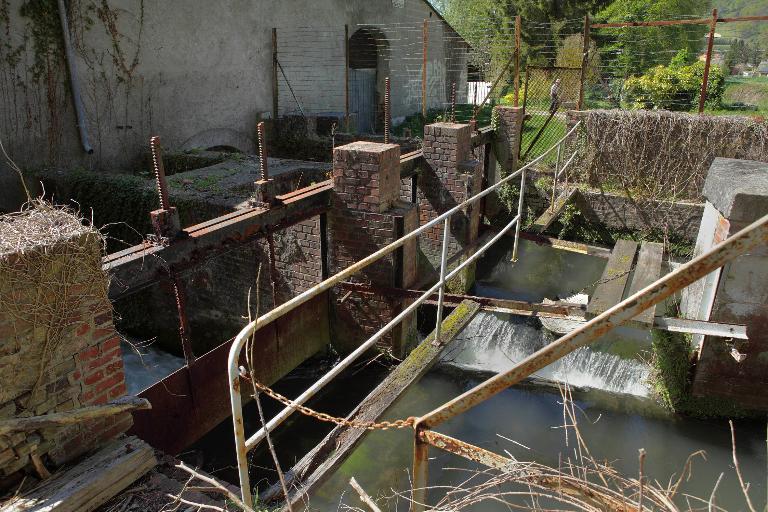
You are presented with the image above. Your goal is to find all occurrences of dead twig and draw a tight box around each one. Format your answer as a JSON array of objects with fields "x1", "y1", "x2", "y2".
[
  {"x1": 729, "y1": 420, "x2": 757, "y2": 512},
  {"x1": 349, "y1": 477, "x2": 383, "y2": 512}
]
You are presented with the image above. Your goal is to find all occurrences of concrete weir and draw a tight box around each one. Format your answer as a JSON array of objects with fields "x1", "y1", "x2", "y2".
[{"x1": 685, "y1": 158, "x2": 768, "y2": 409}]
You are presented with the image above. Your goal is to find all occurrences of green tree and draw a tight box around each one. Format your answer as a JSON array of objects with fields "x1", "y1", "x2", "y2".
[{"x1": 595, "y1": 0, "x2": 711, "y2": 77}]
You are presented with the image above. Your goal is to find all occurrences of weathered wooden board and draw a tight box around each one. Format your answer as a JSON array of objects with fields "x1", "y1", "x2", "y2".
[
  {"x1": 531, "y1": 186, "x2": 578, "y2": 234},
  {"x1": 2, "y1": 436, "x2": 156, "y2": 512},
  {"x1": 261, "y1": 300, "x2": 481, "y2": 508},
  {"x1": 587, "y1": 239, "x2": 638, "y2": 318},
  {"x1": 626, "y1": 241, "x2": 664, "y2": 326}
]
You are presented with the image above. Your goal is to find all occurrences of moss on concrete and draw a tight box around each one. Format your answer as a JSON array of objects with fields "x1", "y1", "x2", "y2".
[{"x1": 650, "y1": 328, "x2": 752, "y2": 418}]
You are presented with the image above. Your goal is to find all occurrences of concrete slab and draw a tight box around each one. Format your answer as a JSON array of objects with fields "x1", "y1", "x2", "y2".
[{"x1": 703, "y1": 158, "x2": 768, "y2": 223}]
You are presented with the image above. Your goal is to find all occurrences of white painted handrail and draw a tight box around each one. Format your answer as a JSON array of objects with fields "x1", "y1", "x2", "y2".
[{"x1": 228, "y1": 121, "x2": 582, "y2": 504}]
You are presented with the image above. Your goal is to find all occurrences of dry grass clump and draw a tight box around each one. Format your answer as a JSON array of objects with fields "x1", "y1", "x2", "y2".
[
  {"x1": 574, "y1": 110, "x2": 768, "y2": 202},
  {"x1": 0, "y1": 201, "x2": 96, "y2": 258}
]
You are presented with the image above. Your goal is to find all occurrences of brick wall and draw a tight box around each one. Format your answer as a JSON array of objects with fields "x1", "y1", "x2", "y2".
[
  {"x1": 417, "y1": 122, "x2": 483, "y2": 291},
  {"x1": 0, "y1": 216, "x2": 130, "y2": 485},
  {"x1": 493, "y1": 106, "x2": 524, "y2": 174},
  {"x1": 328, "y1": 141, "x2": 418, "y2": 355}
]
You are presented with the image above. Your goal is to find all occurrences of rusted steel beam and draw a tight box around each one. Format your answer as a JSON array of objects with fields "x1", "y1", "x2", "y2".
[
  {"x1": 104, "y1": 184, "x2": 331, "y2": 299},
  {"x1": 339, "y1": 282, "x2": 585, "y2": 319},
  {"x1": 130, "y1": 292, "x2": 330, "y2": 454},
  {"x1": 400, "y1": 150, "x2": 425, "y2": 178},
  {"x1": 471, "y1": 126, "x2": 493, "y2": 148},
  {"x1": 698, "y1": 9, "x2": 718, "y2": 114},
  {"x1": 418, "y1": 212, "x2": 768, "y2": 428},
  {"x1": 103, "y1": 138, "x2": 445, "y2": 299},
  {"x1": 418, "y1": 429, "x2": 510, "y2": 470},
  {"x1": 591, "y1": 14, "x2": 768, "y2": 28}
]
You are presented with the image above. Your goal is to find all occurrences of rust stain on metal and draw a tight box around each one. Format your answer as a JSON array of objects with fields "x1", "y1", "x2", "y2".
[{"x1": 150, "y1": 135, "x2": 170, "y2": 210}]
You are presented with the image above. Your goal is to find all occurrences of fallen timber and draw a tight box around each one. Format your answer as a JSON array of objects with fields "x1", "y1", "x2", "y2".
[{"x1": 261, "y1": 300, "x2": 481, "y2": 506}]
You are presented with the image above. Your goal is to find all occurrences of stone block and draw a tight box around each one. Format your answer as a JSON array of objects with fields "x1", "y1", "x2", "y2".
[{"x1": 703, "y1": 158, "x2": 768, "y2": 223}]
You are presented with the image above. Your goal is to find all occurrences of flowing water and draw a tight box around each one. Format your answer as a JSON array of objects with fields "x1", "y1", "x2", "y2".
[
  {"x1": 121, "y1": 341, "x2": 185, "y2": 395},
  {"x1": 307, "y1": 239, "x2": 766, "y2": 510},
  {"x1": 310, "y1": 370, "x2": 767, "y2": 511},
  {"x1": 120, "y1": 238, "x2": 767, "y2": 510}
]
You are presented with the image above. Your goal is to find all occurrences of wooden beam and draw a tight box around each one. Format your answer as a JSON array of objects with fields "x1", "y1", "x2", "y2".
[
  {"x1": 263, "y1": 301, "x2": 481, "y2": 505},
  {"x1": 1, "y1": 436, "x2": 156, "y2": 512},
  {"x1": 0, "y1": 397, "x2": 150, "y2": 435},
  {"x1": 626, "y1": 241, "x2": 663, "y2": 326},
  {"x1": 587, "y1": 239, "x2": 637, "y2": 318}
]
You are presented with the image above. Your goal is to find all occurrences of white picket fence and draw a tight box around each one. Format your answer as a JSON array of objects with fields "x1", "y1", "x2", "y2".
[{"x1": 467, "y1": 81, "x2": 491, "y2": 105}]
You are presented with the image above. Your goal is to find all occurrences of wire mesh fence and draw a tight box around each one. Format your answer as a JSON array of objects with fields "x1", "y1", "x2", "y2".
[
  {"x1": 587, "y1": 16, "x2": 714, "y2": 112},
  {"x1": 271, "y1": 10, "x2": 767, "y2": 149},
  {"x1": 520, "y1": 66, "x2": 581, "y2": 163}
]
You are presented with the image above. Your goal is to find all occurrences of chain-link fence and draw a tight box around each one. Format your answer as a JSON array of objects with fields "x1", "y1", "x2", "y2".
[{"x1": 519, "y1": 66, "x2": 581, "y2": 163}]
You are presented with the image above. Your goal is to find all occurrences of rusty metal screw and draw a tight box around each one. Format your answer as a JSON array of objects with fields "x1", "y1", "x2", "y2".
[
  {"x1": 450, "y1": 82, "x2": 456, "y2": 122},
  {"x1": 384, "y1": 77, "x2": 391, "y2": 144},
  {"x1": 150, "y1": 136, "x2": 170, "y2": 210},
  {"x1": 257, "y1": 122, "x2": 269, "y2": 181}
]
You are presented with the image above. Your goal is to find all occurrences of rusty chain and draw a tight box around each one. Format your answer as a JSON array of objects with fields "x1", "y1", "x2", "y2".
[{"x1": 239, "y1": 369, "x2": 416, "y2": 430}]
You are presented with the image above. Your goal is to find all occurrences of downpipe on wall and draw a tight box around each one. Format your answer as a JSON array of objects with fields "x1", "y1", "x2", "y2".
[{"x1": 57, "y1": 0, "x2": 93, "y2": 155}]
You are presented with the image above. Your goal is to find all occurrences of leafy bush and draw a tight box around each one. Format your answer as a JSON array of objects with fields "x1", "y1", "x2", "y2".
[{"x1": 622, "y1": 50, "x2": 726, "y2": 111}]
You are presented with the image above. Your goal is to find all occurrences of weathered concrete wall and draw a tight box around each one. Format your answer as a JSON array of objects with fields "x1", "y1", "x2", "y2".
[
  {"x1": 0, "y1": 210, "x2": 130, "y2": 485},
  {"x1": 689, "y1": 158, "x2": 768, "y2": 411},
  {"x1": 0, "y1": 0, "x2": 465, "y2": 212},
  {"x1": 328, "y1": 141, "x2": 418, "y2": 355}
]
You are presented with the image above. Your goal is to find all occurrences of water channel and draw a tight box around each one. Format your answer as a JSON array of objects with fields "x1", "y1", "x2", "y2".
[{"x1": 123, "y1": 238, "x2": 767, "y2": 510}]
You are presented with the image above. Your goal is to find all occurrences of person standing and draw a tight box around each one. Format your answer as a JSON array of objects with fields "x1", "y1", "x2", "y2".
[{"x1": 549, "y1": 78, "x2": 562, "y2": 113}]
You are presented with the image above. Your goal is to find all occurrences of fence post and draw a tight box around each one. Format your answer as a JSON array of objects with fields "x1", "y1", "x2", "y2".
[
  {"x1": 698, "y1": 9, "x2": 718, "y2": 114},
  {"x1": 272, "y1": 28, "x2": 278, "y2": 122},
  {"x1": 578, "y1": 14, "x2": 590, "y2": 110},
  {"x1": 512, "y1": 168, "x2": 526, "y2": 262},
  {"x1": 411, "y1": 431, "x2": 429, "y2": 512},
  {"x1": 422, "y1": 19, "x2": 429, "y2": 119},
  {"x1": 345, "y1": 24, "x2": 350, "y2": 132},
  {"x1": 435, "y1": 217, "x2": 450, "y2": 340},
  {"x1": 514, "y1": 15, "x2": 521, "y2": 107}
]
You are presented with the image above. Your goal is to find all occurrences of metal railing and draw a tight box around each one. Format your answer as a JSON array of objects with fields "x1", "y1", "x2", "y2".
[
  {"x1": 227, "y1": 121, "x2": 582, "y2": 505},
  {"x1": 409, "y1": 211, "x2": 768, "y2": 511}
]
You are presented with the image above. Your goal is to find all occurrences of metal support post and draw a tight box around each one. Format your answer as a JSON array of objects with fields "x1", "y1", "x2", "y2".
[
  {"x1": 698, "y1": 9, "x2": 718, "y2": 114},
  {"x1": 550, "y1": 142, "x2": 562, "y2": 211},
  {"x1": 272, "y1": 28, "x2": 278, "y2": 122},
  {"x1": 422, "y1": 19, "x2": 428, "y2": 119},
  {"x1": 434, "y1": 217, "x2": 450, "y2": 342},
  {"x1": 450, "y1": 82, "x2": 456, "y2": 122},
  {"x1": 514, "y1": 15, "x2": 521, "y2": 107},
  {"x1": 578, "y1": 15, "x2": 590, "y2": 110},
  {"x1": 411, "y1": 430, "x2": 429, "y2": 512},
  {"x1": 512, "y1": 169, "x2": 526, "y2": 262},
  {"x1": 385, "y1": 77, "x2": 391, "y2": 144},
  {"x1": 344, "y1": 24, "x2": 350, "y2": 132}
]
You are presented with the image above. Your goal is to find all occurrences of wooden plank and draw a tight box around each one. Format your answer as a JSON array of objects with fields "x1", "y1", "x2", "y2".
[
  {"x1": 586, "y1": 239, "x2": 637, "y2": 318},
  {"x1": 2, "y1": 436, "x2": 157, "y2": 512},
  {"x1": 262, "y1": 300, "x2": 482, "y2": 506},
  {"x1": 531, "y1": 186, "x2": 578, "y2": 234},
  {"x1": 627, "y1": 241, "x2": 664, "y2": 326},
  {"x1": 0, "y1": 397, "x2": 150, "y2": 435}
]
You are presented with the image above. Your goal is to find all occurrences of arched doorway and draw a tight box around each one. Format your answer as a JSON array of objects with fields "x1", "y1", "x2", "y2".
[{"x1": 349, "y1": 27, "x2": 389, "y2": 134}]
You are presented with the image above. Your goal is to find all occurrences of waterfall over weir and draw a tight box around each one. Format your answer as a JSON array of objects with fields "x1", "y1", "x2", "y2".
[{"x1": 440, "y1": 311, "x2": 651, "y2": 397}]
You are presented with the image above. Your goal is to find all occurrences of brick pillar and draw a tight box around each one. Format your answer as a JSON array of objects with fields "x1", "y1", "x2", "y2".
[
  {"x1": 328, "y1": 141, "x2": 418, "y2": 356},
  {"x1": 493, "y1": 106, "x2": 524, "y2": 173},
  {"x1": 688, "y1": 158, "x2": 768, "y2": 411},
  {"x1": 419, "y1": 122, "x2": 483, "y2": 293},
  {"x1": 0, "y1": 215, "x2": 131, "y2": 482}
]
